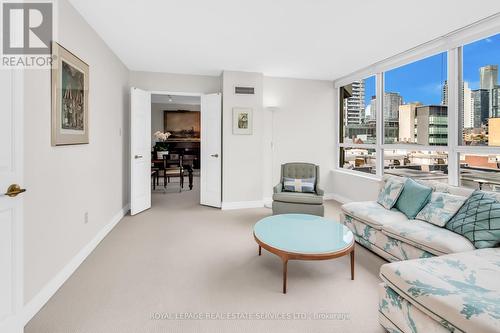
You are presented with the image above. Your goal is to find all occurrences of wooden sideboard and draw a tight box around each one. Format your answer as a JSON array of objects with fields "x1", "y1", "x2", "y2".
[{"x1": 154, "y1": 139, "x2": 200, "y2": 169}]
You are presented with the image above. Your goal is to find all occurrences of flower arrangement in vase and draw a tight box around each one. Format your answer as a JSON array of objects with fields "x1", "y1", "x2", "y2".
[{"x1": 154, "y1": 131, "x2": 171, "y2": 159}]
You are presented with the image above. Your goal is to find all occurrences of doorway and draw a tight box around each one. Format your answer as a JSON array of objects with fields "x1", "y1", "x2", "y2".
[
  {"x1": 151, "y1": 94, "x2": 201, "y2": 198},
  {"x1": 130, "y1": 89, "x2": 221, "y2": 215}
]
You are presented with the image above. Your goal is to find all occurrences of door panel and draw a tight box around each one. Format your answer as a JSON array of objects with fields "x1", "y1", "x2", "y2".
[
  {"x1": 0, "y1": 69, "x2": 24, "y2": 333},
  {"x1": 130, "y1": 88, "x2": 151, "y2": 215},
  {"x1": 200, "y1": 94, "x2": 222, "y2": 208}
]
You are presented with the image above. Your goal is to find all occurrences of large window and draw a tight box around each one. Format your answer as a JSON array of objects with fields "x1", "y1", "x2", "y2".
[
  {"x1": 460, "y1": 33, "x2": 500, "y2": 146},
  {"x1": 384, "y1": 53, "x2": 447, "y2": 145},
  {"x1": 336, "y1": 30, "x2": 500, "y2": 192},
  {"x1": 340, "y1": 76, "x2": 376, "y2": 144}
]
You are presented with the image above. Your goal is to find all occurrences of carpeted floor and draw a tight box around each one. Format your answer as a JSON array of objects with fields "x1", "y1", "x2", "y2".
[{"x1": 26, "y1": 179, "x2": 387, "y2": 333}]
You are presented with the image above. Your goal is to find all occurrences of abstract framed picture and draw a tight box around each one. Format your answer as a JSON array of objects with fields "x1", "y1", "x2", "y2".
[
  {"x1": 51, "y1": 42, "x2": 89, "y2": 145},
  {"x1": 233, "y1": 107, "x2": 253, "y2": 135}
]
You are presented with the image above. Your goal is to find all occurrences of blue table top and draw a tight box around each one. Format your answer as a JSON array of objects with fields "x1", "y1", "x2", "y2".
[{"x1": 254, "y1": 214, "x2": 354, "y2": 254}]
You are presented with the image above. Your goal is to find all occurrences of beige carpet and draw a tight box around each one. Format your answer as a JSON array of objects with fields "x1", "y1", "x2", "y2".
[{"x1": 26, "y1": 180, "x2": 387, "y2": 333}]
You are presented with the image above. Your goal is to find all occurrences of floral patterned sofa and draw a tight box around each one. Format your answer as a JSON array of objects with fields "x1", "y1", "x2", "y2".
[
  {"x1": 341, "y1": 177, "x2": 477, "y2": 262},
  {"x1": 379, "y1": 249, "x2": 500, "y2": 333},
  {"x1": 340, "y1": 176, "x2": 500, "y2": 333}
]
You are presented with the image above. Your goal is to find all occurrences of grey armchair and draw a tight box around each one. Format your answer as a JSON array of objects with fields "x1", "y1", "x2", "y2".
[{"x1": 272, "y1": 163, "x2": 324, "y2": 216}]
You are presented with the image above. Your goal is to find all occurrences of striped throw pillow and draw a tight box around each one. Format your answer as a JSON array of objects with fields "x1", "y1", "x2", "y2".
[{"x1": 283, "y1": 177, "x2": 315, "y2": 193}]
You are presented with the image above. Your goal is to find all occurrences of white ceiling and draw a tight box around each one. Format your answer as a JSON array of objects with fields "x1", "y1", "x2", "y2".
[
  {"x1": 151, "y1": 94, "x2": 200, "y2": 105},
  {"x1": 69, "y1": 0, "x2": 500, "y2": 80}
]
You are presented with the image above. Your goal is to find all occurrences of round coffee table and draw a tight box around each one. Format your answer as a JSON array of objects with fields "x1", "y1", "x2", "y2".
[{"x1": 253, "y1": 214, "x2": 355, "y2": 293}]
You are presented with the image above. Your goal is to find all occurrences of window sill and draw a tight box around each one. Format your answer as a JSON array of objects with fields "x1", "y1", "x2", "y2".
[{"x1": 332, "y1": 168, "x2": 381, "y2": 182}]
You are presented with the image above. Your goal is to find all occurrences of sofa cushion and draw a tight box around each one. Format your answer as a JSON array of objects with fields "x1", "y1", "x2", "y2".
[
  {"x1": 446, "y1": 190, "x2": 500, "y2": 249},
  {"x1": 273, "y1": 192, "x2": 323, "y2": 205},
  {"x1": 283, "y1": 177, "x2": 315, "y2": 193},
  {"x1": 382, "y1": 219, "x2": 474, "y2": 255},
  {"x1": 395, "y1": 178, "x2": 432, "y2": 219},
  {"x1": 380, "y1": 249, "x2": 500, "y2": 333},
  {"x1": 342, "y1": 201, "x2": 408, "y2": 230},
  {"x1": 377, "y1": 176, "x2": 405, "y2": 209},
  {"x1": 416, "y1": 192, "x2": 468, "y2": 227}
]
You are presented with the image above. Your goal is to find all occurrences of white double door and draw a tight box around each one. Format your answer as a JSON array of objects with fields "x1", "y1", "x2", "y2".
[{"x1": 130, "y1": 90, "x2": 221, "y2": 215}]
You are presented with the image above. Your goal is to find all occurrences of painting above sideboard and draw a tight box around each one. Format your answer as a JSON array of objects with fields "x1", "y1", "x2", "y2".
[{"x1": 164, "y1": 110, "x2": 200, "y2": 139}]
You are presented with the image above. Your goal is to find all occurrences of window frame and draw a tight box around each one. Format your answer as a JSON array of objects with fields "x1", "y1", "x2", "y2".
[{"x1": 334, "y1": 14, "x2": 500, "y2": 185}]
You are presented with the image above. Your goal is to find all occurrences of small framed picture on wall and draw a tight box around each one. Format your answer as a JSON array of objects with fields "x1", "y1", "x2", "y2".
[
  {"x1": 51, "y1": 42, "x2": 89, "y2": 146},
  {"x1": 233, "y1": 107, "x2": 253, "y2": 135}
]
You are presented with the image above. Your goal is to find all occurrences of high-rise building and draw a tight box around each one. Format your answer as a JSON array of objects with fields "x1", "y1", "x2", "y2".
[
  {"x1": 384, "y1": 92, "x2": 403, "y2": 120},
  {"x1": 442, "y1": 80, "x2": 473, "y2": 128},
  {"x1": 442, "y1": 81, "x2": 448, "y2": 106},
  {"x1": 364, "y1": 104, "x2": 374, "y2": 121},
  {"x1": 343, "y1": 80, "x2": 365, "y2": 125},
  {"x1": 472, "y1": 89, "x2": 490, "y2": 127},
  {"x1": 415, "y1": 105, "x2": 447, "y2": 145},
  {"x1": 398, "y1": 103, "x2": 421, "y2": 143},
  {"x1": 463, "y1": 82, "x2": 473, "y2": 128},
  {"x1": 488, "y1": 117, "x2": 500, "y2": 146},
  {"x1": 480, "y1": 65, "x2": 498, "y2": 90},
  {"x1": 492, "y1": 86, "x2": 500, "y2": 118},
  {"x1": 370, "y1": 92, "x2": 402, "y2": 120}
]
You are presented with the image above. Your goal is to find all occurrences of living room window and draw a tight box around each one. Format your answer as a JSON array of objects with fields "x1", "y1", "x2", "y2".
[
  {"x1": 338, "y1": 76, "x2": 378, "y2": 174},
  {"x1": 340, "y1": 76, "x2": 376, "y2": 145},
  {"x1": 456, "y1": 33, "x2": 500, "y2": 190},
  {"x1": 336, "y1": 28, "x2": 500, "y2": 192},
  {"x1": 384, "y1": 53, "x2": 448, "y2": 145}
]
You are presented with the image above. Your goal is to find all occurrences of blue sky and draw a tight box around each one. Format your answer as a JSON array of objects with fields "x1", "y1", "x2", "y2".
[{"x1": 363, "y1": 33, "x2": 500, "y2": 106}]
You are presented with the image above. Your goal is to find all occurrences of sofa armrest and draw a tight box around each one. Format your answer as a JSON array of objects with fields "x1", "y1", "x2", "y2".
[
  {"x1": 316, "y1": 186, "x2": 324, "y2": 196},
  {"x1": 273, "y1": 183, "x2": 283, "y2": 194}
]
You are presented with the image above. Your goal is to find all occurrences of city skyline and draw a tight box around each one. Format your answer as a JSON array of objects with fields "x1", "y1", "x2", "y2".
[{"x1": 360, "y1": 33, "x2": 500, "y2": 107}]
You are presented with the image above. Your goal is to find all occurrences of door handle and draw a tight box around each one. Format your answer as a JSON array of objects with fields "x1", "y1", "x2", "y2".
[
  {"x1": 134, "y1": 155, "x2": 143, "y2": 159},
  {"x1": 4, "y1": 184, "x2": 26, "y2": 197},
  {"x1": 210, "y1": 154, "x2": 219, "y2": 158}
]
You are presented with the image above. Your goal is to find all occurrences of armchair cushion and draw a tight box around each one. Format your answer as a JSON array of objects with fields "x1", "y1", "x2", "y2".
[
  {"x1": 283, "y1": 177, "x2": 315, "y2": 193},
  {"x1": 273, "y1": 192, "x2": 323, "y2": 205}
]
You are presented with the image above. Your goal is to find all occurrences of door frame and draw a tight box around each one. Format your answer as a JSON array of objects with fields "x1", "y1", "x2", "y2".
[{"x1": 148, "y1": 90, "x2": 221, "y2": 205}]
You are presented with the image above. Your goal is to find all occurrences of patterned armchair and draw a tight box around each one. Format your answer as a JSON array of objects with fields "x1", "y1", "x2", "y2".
[{"x1": 272, "y1": 163, "x2": 324, "y2": 216}]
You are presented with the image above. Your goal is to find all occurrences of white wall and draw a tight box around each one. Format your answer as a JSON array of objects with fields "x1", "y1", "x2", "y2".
[
  {"x1": 130, "y1": 71, "x2": 220, "y2": 94},
  {"x1": 331, "y1": 171, "x2": 381, "y2": 202},
  {"x1": 23, "y1": 0, "x2": 129, "y2": 304},
  {"x1": 151, "y1": 103, "x2": 200, "y2": 146},
  {"x1": 222, "y1": 71, "x2": 264, "y2": 204},
  {"x1": 262, "y1": 77, "x2": 336, "y2": 199}
]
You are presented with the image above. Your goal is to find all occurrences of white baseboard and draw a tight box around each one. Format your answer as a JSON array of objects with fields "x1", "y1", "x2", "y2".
[
  {"x1": 22, "y1": 204, "x2": 130, "y2": 326},
  {"x1": 324, "y1": 192, "x2": 351, "y2": 204},
  {"x1": 221, "y1": 200, "x2": 264, "y2": 210}
]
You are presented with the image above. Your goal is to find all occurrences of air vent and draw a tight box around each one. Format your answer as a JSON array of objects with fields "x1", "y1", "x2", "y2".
[{"x1": 234, "y1": 86, "x2": 255, "y2": 95}]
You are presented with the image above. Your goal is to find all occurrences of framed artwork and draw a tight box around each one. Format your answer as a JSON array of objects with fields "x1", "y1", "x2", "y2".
[
  {"x1": 51, "y1": 42, "x2": 89, "y2": 145},
  {"x1": 233, "y1": 107, "x2": 253, "y2": 135}
]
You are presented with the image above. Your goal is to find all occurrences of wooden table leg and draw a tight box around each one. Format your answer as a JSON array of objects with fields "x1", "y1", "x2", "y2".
[
  {"x1": 258, "y1": 245, "x2": 261, "y2": 256},
  {"x1": 282, "y1": 258, "x2": 288, "y2": 294},
  {"x1": 350, "y1": 248, "x2": 355, "y2": 280}
]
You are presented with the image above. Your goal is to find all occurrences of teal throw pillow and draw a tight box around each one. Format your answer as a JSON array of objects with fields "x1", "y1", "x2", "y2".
[
  {"x1": 395, "y1": 178, "x2": 432, "y2": 219},
  {"x1": 445, "y1": 190, "x2": 500, "y2": 249}
]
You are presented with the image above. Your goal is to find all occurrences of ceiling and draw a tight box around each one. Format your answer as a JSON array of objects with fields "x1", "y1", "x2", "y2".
[
  {"x1": 69, "y1": 0, "x2": 500, "y2": 80},
  {"x1": 151, "y1": 94, "x2": 200, "y2": 105}
]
